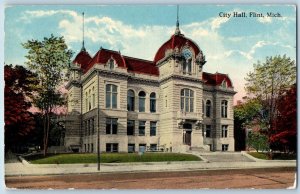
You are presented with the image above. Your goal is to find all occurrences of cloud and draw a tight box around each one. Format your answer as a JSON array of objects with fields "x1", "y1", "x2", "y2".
[
  {"x1": 18, "y1": 8, "x2": 295, "y2": 104},
  {"x1": 211, "y1": 17, "x2": 230, "y2": 31},
  {"x1": 257, "y1": 16, "x2": 272, "y2": 23}
]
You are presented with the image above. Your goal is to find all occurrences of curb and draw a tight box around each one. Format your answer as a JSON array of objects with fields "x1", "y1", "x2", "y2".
[{"x1": 241, "y1": 151, "x2": 297, "y2": 163}]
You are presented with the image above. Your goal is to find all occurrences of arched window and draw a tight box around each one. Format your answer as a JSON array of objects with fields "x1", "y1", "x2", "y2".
[
  {"x1": 206, "y1": 100, "x2": 211, "y2": 117},
  {"x1": 221, "y1": 80, "x2": 227, "y2": 88},
  {"x1": 182, "y1": 49, "x2": 192, "y2": 75},
  {"x1": 221, "y1": 100, "x2": 228, "y2": 118},
  {"x1": 85, "y1": 92, "x2": 88, "y2": 112},
  {"x1": 92, "y1": 86, "x2": 95, "y2": 108},
  {"x1": 106, "y1": 84, "x2": 118, "y2": 109},
  {"x1": 150, "y1": 92, "x2": 156, "y2": 113},
  {"x1": 108, "y1": 59, "x2": 115, "y2": 70},
  {"x1": 88, "y1": 89, "x2": 91, "y2": 110},
  {"x1": 127, "y1": 90, "x2": 135, "y2": 111},
  {"x1": 139, "y1": 91, "x2": 146, "y2": 112},
  {"x1": 180, "y1": 89, "x2": 194, "y2": 112}
]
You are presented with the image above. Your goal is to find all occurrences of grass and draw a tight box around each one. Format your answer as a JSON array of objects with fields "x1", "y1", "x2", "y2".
[
  {"x1": 248, "y1": 152, "x2": 296, "y2": 160},
  {"x1": 25, "y1": 153, "x2": 201, "y2": 164}
]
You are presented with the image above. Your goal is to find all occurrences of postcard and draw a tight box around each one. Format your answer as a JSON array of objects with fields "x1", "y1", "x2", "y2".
[{"x1": 4, "y1": 4, "x2": 297, "y2": 189}]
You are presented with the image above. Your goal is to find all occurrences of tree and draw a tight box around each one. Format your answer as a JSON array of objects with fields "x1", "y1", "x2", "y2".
[
  {"x1": 247, "y1": 131, "x2": 269, "y2": 152},
  {"x1": 270, "y1": 84, "x2": 296, "y2": 153},
  {"x1": 234, "y1": 98, "x2": 262, "y2": 151},
  {"x1": 22, "y1": 34, "x2": 73, "y2": 156},
  {"x1": 245, "y1": 55, "x2": 296, "y2": 150},
  {"x1": 4, "y1": 65, "x2": 38, "y2": 152}
]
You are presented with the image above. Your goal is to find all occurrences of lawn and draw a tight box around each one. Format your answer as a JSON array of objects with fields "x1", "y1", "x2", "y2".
[
  {"x1": 248, "y1": 152, "x2": 296, "y2": 160},
  {"x1": 26, "y1": 153, "x2": 201, "y2": 164}
]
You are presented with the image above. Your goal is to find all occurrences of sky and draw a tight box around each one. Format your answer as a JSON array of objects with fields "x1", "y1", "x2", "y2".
[{"x1": 4, "y1": 4, "x2": 296, "y2": 103}]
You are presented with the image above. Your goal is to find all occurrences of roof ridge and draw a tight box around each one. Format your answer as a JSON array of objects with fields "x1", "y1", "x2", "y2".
[{"x1": 123, "y1": 55, "x2": 154, "y2": 63}]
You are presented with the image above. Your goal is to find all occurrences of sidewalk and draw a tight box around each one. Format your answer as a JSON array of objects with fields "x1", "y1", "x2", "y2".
[{"x1": 5, "y1": 152, "x2": 297, "y2": 176}]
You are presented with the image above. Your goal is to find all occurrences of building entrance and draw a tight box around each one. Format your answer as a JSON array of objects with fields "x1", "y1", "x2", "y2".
[{"x1": 183, "y1": 123, "x2": 192, "y2": 146}]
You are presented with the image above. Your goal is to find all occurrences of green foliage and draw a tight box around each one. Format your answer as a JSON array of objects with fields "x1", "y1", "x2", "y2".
[
  {"x1": 247, "y1": 131, "x2": 269, "y2": 152},
  {"x1": 244, "y1": 55, "x2": 296, "y2": 151},
  {"x1": 22, "y1": 34, "x2": 73, "y2": 156},
  {"x1": 248, "y1": 152, "x2": 296, "y2": 160},
  {"x1": 22, "y1": 34, "x2": 73, "y2": 111},
  {"x1": 245, "y1": 55, "x2": 296, "y2": 100},
  {"x1": 26, "y1": 153, "x2": 201, "y2": 164},
  {"x1": 234, "y1": 99, "x2": 262, "y2": 128}
]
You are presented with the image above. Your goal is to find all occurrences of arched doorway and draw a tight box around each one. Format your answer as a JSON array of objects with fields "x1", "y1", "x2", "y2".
[{"x1": 183, "y1": 123, "x2": 192, "y2": 146}]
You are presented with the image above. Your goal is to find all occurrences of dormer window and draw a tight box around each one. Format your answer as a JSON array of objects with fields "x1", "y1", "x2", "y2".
[
  {"x1": 221, "y1": 80, "x2": 228, "y2": 88},
  {"x1": 182, "y1": 49, "x2": 192, "y2": 75},
  {"x1": 107, "y1": 58, "x2": 116, "y2": 70}
]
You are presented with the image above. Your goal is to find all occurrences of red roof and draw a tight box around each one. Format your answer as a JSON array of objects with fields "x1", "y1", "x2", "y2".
[
  {"x1": 124, "y1": 56, "x2": 159, "y2": 76},
  {"x1": 154, "y1": 34, "x2": 201, "y2": 63},
  {"x1": 72, "y1": 50, "x2": 92, "y2": 69},
  {"x1": 83, "y1": 48, "x2": 127, "y2": 73},
  {"x1": 202, "y1": 72, "x2": 233, "y2": 88}
]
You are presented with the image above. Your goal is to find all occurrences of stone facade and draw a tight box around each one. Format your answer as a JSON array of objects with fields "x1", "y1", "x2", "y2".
[{"x1": 62, "y1": 28, "x2": 236, "y2": 153}]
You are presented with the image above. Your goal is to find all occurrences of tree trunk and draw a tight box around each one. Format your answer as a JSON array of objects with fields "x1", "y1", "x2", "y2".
[{"x1": 43, "y1": 113, "x2": 47, "y2": 156}]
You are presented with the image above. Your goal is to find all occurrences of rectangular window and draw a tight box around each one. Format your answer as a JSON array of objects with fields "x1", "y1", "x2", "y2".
[
  {"x1": 206, "y1": 125, "x2": 211, "y2": 138},
  {"x1": 83, "y1": 121, "x2": 86, "y2": 136},
  {"x1": 150, "y1": 99, "x2": 156, "y2": 113},
  {"x1": 139, "y1": 144, "x2": 146, "y2": 153},
  {"x1": 139, "y1": 121, "x2": 146, "y2": 136},
  {"x1": 127, "y1": 120, "x2": 135, "y2": 136},
  {"x1": 150, "y1": 144, "x2": 157, "y2": 151},
  {"x1": 105, "y1": 92, "x2": 111, "y2": 108},
  {"x1": 139, "y1": 98, "x2": 145, "y2": 112},
  {"x1": 222, "y1": 125, "x2": 228, "y2": 138},
  {"x1": 112, "y1": 93, "x2": 117, "y2": 108},
  {"x1": 106, "y1": 143, "x2": 118, "y2": 152},
  {"x1": 222, "y1": 144, "x2": 229, "y2": 151},
  {"x1": 87, "y1": 120, "x2": 90, "y2": 136},
  {"x1": 150, "y1": 121, "x2": 157, "y2": 136},
  {"x1": 91, "y1": 143, "x2": 94, "y2": 152},
  {"x1": 106, "y1": 118, "x2": 118, "y2": 134},
  {"x1": 92, "y1": 93, "x2": 95, "y2": 108},
  {"x1": 128, "y1": 144, "x2": 135, "y2": 153},
  {"x1": 84, "y1": 144, "x2": 86, "y2": 152},
  {"x1": 91, "y1": 119, "x2": 94, "y2": 134},
  {"x1": 88, "y1": 144, "x2": 90, "y2": 152},
  {"x1": 180, "y1": 97, "x2": 184, "y2": 111}
]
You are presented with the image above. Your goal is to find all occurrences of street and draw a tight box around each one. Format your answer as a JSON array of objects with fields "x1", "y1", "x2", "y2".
[{"x1": 5, "y1": 167, "x2": 296, "y2": 189}]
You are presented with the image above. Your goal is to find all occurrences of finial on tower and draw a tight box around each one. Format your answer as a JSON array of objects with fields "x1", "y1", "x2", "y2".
[
  {"x1": 175, "y1": 5, "x2": 181, "y2": 35},
  {"x1": 81, "y1": 12, "x2": 86, "y2": 51}
]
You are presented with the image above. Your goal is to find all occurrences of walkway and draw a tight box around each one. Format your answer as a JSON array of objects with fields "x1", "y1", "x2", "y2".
[{"x1": 5, "y1": 152, "x2": 296, "y2": 177}]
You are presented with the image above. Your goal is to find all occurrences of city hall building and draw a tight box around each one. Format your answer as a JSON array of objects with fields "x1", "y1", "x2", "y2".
[{"x1": 62, "y1": 19, "x2": 236, "y2": 153}]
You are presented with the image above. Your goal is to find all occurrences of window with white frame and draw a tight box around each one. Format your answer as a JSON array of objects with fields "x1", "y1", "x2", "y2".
[
  {"x1": 221, "y1": 100, "x2": 228, "y2": 118},
  {"x1": 221, "y1": 125, "x2": 228, "y2": 138},
  {"x1": 106, "y1": 84, "x2": 118, "y2": 109},
  {"x1": 180, "y1": 89, "x2": 194, "y2": 112}
]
